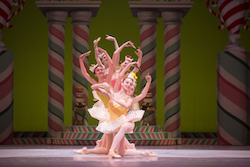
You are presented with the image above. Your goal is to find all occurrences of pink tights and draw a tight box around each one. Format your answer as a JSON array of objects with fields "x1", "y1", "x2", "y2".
[
  {"x1": 110, "y1": 122, "x2": 134, "y2": 151},
  {"x1": 110, "y1": 122, "x2": 146, "y2": 156}
]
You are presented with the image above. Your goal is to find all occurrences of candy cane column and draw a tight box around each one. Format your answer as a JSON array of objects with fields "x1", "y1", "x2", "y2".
[
  {"x1": 46, "y1": 11, "x2": 67, "y2": 138},
  {"x1": 0, "y1": 51, "x2": 14, "y2": 144},
  {"x1": 70, "y1": 11, "x2": 92, "y2": 125},
  {"x1": 162, "y1": 11, "x2": 183, "y2": 138},
  {"x1": 217, "y1": 50, "x2": 250, "y2": 145},
  {"x1": 138, "y1": 11, "x2": 159, "y2": 125}
]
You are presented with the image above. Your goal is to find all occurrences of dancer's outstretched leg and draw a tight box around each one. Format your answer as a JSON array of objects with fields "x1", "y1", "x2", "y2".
[
  {"x1": 74, "y1": 133, "x2": 113, "y2": 155},
  {"x1": 124, "y1": 149, "x2": 157, "y2": 157},
  {"x1": 108, "y1": 122, "x2": 134, "y2": 158}
]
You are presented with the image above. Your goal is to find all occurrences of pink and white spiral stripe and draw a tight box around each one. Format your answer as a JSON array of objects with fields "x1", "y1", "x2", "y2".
[
  {"x1": 164, "y1": 24, "x2": 181, "y2": 138},
  {"x1": 47, "y1": 24, "x2": 65, "y2": 137},
  {"x1": 207, "y1": 0, "x2": 250, "y2": 33},
  {"x1": 140, "y1": 24, "x2": 157, "y2": 125},
  {"x1": 219, "y1": 0, "x2": 249, "y2": 34},
  {"x1": 72, "y1": 24, "x2": 89, "y2": 125},
  {"x1": 0, "y1": 51, "x2": 14, "y2": 144},
  {"x1": 6, "y1": 0, "x2": 25, "y2": 29},
  {"x1": 0, "y1": 0, "x2": 12, "y2": 30},
  {"x1": 217, "y1": 50, "x2": 250, "y2": 145},
  {"x1": 206, "y1": 0, "x2": 225, "y2": 30}
]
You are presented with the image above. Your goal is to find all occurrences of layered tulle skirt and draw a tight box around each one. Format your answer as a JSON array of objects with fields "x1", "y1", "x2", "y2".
[{"x1": 88, "y1": 105, "x2": 144, "y2": 134}]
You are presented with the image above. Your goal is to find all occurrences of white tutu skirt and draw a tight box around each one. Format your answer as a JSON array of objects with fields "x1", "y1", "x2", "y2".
[
  {"x1": 88, "y1": 103, "x2": 109, "y2": 121},
  {"x1": 95, "y1": 110, "x2": 145, "y2": 134}
]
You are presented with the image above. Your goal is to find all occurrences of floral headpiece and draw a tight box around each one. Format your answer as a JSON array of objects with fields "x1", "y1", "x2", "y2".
[
  {"x1": 125, "y1": 55, "x2": 133, "y2": 62},
  {"x1": 89, "y1": 64, "x2": 98, "y2": 73}
]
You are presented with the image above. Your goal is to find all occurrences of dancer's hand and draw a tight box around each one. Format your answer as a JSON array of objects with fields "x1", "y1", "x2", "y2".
[
  {"x1": 129, "y1": 62, "x2": 138, "y2": 67},
  {"x1": 79, "y1": 51, "x2": 91, "y2": 60},
  {"x1": 145, "y1": 73, "x2": 151, "y2": 82},
  {"x1": 125, "y1": 41, "x2": 136, "y2": 49},
  {"x1": 106, "y1": 34, "x2": 115, "y2": 41},
  {"x1": 135, "y1": 47, "x2": 142, "y2": 57},
  {"x1": 97, "y1": 47, "x2": 106, "y2": 54},
  {"x1": 99, "y1": 82, "x2": 111, "y2": 93},
  {"x1": 101, "y1": 82, "x2": 110, "y2": 89},
  {"x1": 93, "y1": 37, "x2": 101, "y2": 48}
]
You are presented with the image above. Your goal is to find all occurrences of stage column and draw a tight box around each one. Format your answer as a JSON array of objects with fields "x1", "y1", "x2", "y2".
[
  {"x1": 138, "y1": 11, "x2": 159, "y2": 125},
  {"x1": 0, "y1": 51, "x2": 14, "y2": 144},
  {"x1": 46, "y1": 11, "x2": 67, "y2": 138},
  {"x1": 162, "y1": 11, "x2": 183, "y2": 138},
  {"x1": 70, "y1": 11, "x2": 92, "y2": 125},
  {"x1": 0, "y1": 0, "x2": 24, "y2": 144},
  {"x1": 217, "y1": 50, "x2": 250, "y2": 145},
  {"x1": 206, "y1": 0, "x2": 250, "y2": 145}
]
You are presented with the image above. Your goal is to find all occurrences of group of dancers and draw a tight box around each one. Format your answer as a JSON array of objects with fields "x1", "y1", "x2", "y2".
[{"x1": 73, "y1": 35, "x2": 157, "y2": 158}]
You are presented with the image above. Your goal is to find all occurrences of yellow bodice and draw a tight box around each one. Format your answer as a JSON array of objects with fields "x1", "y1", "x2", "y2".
[
  {"x1": 108, "y1": 102, "x2": 128, "y2": 121},
  {"x1": 97, "y1": 92, "x2": 109, "y2": 108}
]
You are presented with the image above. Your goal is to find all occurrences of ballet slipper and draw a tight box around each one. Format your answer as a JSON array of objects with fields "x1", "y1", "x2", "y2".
[
  {"x1": 73, "y1": 149, "x2": 83, "y2": 154},
  {"x1": 143, "y1": 150, "x2": 157, "y2": 157},
  {"x1": 73, "y1": 147, "x2": 88, "y2": 154},
  {"x1": 108, "y1": 149, "x2": 121, "y2": 159},
  {"x1": 81, "y1": 147, "x2": 88, "y2": 154}
]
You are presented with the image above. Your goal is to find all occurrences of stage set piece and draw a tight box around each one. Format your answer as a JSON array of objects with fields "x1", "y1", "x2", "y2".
[
  {"x1": 0, "y1": 0, "x2": 249, "y2": 148},
  {"x1": 0, "y1": 0, "x2": 25, "y2": 145},
  {"x1": 207, "y1": 0, "x2": 250, "y2": 145}
]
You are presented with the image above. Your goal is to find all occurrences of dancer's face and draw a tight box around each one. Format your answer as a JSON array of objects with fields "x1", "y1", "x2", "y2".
[
  {"x1": 120, "y1": 60, "x2": 131, "y2": 70},
  {"x1": 122, "y1": 78, "x2": 135, "y2": 96},
  {"x1": 94, "y1": 66, "x2": 104, "y2": 78},
  {"x1": 101, "y1": 55, "x2": 108, "y2": 66}
]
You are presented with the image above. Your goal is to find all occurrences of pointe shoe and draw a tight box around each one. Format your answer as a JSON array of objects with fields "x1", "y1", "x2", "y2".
[
  {"x1": 73, "y1": 149, "x2": 83, "y2": 154},
  {"x1": 73, "y1": 147, "x2": 88, "y2": 154},
  {"x1": 108, "y1": 149, "x2": 121, "y2": 159},
  {"x1": 143, "y1": 150, "x2": 157, "y2": 157},
  {"x1": 81, "y1": 147, "x2": 88, "y2": 154}
]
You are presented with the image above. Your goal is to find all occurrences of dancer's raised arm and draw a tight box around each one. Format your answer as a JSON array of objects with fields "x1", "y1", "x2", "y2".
[
  {"x1": 113, "y1": 41, "x2": 136, "y2": 71},
  {"x1": 132, "y1": 73, "x2": 151, "y2": 103},
  {"x1": 131, "y1": 47, "x2": 142, "y2": 74},
  {"x1": 111, "y1": 73, "x2": 151, "y2": 109},
  {"x1": 106, "y1": 34, "x2": 119, "y2": 50},
  {"x1": 91, "y1": 82, "x2": 111, "y2": 97},
  {"x1": 93, "y1": 37, "x2": 105, "y2": 69},
  {"x1": 113, "y1": 62, "x2": 137, "y2": 93},
  {"x1": 79, "y1": 51, "x2": 97, "y2": 85},
  {"x1": 97, "y1": 47, "x2": 114, "y2": 84},
  {"x1": 106, "y1": 35, "x2": 119, "y2": 67}
]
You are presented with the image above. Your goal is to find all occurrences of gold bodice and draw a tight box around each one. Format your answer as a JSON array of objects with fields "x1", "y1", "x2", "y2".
[
  {"x1": 97, "y1": 92, "x2": 109, "y2": 108},
  {"x1": 108, "y1": 102, "x2": 128, "y2": 121}
]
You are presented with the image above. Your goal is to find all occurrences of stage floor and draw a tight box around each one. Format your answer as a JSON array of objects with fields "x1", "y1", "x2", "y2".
[{"x1": 0, "y1": 145, "x2": 250, "y2": 167}]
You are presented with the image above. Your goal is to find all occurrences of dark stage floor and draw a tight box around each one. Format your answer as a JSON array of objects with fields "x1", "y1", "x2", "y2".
[{"x1": 0, "y1": 145, "x2": 250, "y2": 167}]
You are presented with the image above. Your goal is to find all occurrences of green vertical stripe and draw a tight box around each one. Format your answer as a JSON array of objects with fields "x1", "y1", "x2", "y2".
[
  {"x1": 141, "y1": 38, "x2": 156, "y2": 56},
  {"x1": 218, "y1": 51, "x2": 249, "y2": 89},
  {"x1": 48, "y1": 102, "x2": 64, "y2": 122},
  {"x1": 0, "y1": 51, "x2": 13, "y2": 74},
  {"x1": 73, "y1": 39, "x2": 88, "y2": 54},
  {"x1": 218, "y1": 102, "x2": 249, "y2": 145},
  {"x1": 49, "y1": 39, "x2": 65, "y2": 58},
  {"x1": 0, "y1": 104, "x2": 13, "y2": 134},
  {"x1": 164, "y1": 102, "x2": 180, "y2": 122},
  {"x1": 164, "y1": 71, "x2": 180, "y2": 90},
  {"x1": 164, "y1": 40, "x2": 180, "y2": 58},
  {"x1": 48, "y1": 71, "x2": 64, "y2": 90}
]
